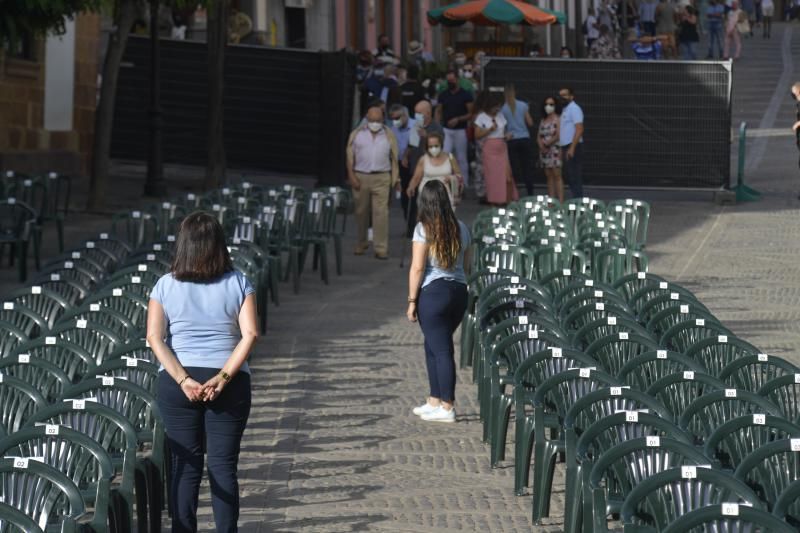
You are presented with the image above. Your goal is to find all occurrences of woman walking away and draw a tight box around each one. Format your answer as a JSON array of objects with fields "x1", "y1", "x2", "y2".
[
  {"x1": 538, "y1": 96, "x2": 564, "y2": 203},
  {"x1": 407, "y1": 180, "x2": 470, "y2": 423},
  {"x1": 474, "y1": 92, "x2": 519, "y2": 206},
  {"x1": 679, "y1": 4, "x2": 700, "y2": 59},
  {"x1": 147, "y1": 211, "x2": 258, "y2": 533},
  {"x1": 406, "y1": 131, "x2": 463, "y2": 208},
  {"x1": 502, "y1": 83, "x2": 536, "y2": 196},
  {"x1": 724, "y1": 1, "x2": 744, "y2": 60}
]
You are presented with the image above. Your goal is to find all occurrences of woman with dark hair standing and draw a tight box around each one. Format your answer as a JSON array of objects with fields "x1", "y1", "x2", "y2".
[
  {"x1": 538, "y1": 95, "x2": 564, "y2": 203},
  {"x1": 147, "y1": 211, "x2": 258, "y2": 533},
  {"x1": 474, "y1": 91, "x2": 519, "y2": 206},
  {"x1": 407, "y1": 180, "x2": 471, "y2": 423}
]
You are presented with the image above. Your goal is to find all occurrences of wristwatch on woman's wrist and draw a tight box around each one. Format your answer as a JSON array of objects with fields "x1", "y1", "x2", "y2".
[{"x1": 218, "y1": 371, "x2": 231, "y2": 383}]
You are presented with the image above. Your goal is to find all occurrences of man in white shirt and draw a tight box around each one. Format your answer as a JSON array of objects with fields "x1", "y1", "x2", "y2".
[
  {"x1": 585, "y1": 7, "x2": 601, "y2": 50},
  {"x1": 558, "y1": 87, "x2": 585, "y2": 198}
]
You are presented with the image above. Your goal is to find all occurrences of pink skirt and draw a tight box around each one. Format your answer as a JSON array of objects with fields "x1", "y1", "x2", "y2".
[{"x1": 482, "y1": 138, "x2": 519, "y2": 204}]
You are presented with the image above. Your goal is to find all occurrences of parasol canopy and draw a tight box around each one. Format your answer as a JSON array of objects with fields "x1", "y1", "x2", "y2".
[{"x1": 427, "y1": 0, "x2": 566, "y2": 27}]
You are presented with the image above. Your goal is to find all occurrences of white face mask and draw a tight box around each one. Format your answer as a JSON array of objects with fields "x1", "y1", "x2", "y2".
[
  {"x1": 463, "y1": 71, "x2": 474, "y2": 79},
  {"x1": 428, "y1": 146, "x2": 442, "y2": 157},
  {"x1": 367, "y1": 121, "x2": 383, "y2": 132},
  {"x1": 392, "y1": 119, "x2": 403, "y2": 128},
  {"x1": 545, "y1": 104, "x2": 556, "y2": 115},
  {"x1": 414, "y1": 112, "x2": 425, "y2": 123}
]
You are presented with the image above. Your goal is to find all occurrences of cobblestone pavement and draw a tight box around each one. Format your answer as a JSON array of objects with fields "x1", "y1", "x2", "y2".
[{"x1": 2, "y1": 22, "x2": 800, "y2": 533}]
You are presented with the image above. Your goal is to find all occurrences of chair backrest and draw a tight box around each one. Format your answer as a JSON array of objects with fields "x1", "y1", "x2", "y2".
[
  {"x1": 758, "y1": 374, "x2": 800, "y2": 424},
  {"x1": 628, "y1": 282, "x2": 699, "y2": 315},
  {"x1": 49, "y1": 319, "x2": 124, "y2": 364},
  {"x1": 93, "y1": 357, "x2": 159, "y2": 394},
  {"x1": 774, "y1": 478, "x2": 800, "y2": 529},
  {"x1": 660, "y1": 318, "x2": 733, "y2": 354},
  {"x1": 592, "y1": 247, "x2": 649, "y2": 284},
  {"x1": 0, "y1": 321, "x2": 28, "y2": 358},
  {"x1": 679, "y1": 388, "x2": 783, "y2": 445},
  {"x1": 0, "y1": 500, "x2": 44, "y2": 533},
  {"x1": 0, "y1": 301, "x2": 49, "y2": 338},
  {"x1": 0, "y1": 355, "x2": 70, "y2": 403},
  {"x1": 573, "y1": 316, "x2": 652, "y2": 351},
  {"x1": 0, "y1": 375, "x2": 47, "y2": 434},
  {"x1": 621, "y1": 467, "x2": 761, "y2": 531},
  {"x1": 563, "y1": 386, "x2": 672, "y2": 431},
  {"x1": 585, "y1": 333, "x2": 661, "y2": 377},
  {"x1": 617, "y1": 350, "x2": 706, "y2": 391},
  {"x1": 553, "y1": 278, "x2": 622, "y2": 310},
  {"x1": 512, "y1": 347, "x2": 601, "y2": 393},
  {"x1": 531, "y1": 368, "x2": 621, "y2": 418},
  {"x1": 646, "y1": 371, "x2": 727, "y2": 424},
  {"x1": 661, "y1": 504, "x2": 794, "y2": 533},
  {"x1": 705, "y1": 414, "x2": 800, "y2": 470},
  {"x1": 683, "y1": 335, "x2": 760, "y2": 377},
  {"x1": 5, "y1": 286, "x2": 71, "y2": 330},
  {"x1": 641, "y1": 296, "x2": 713, "y2": 337},
  {"x1": 537, "y1": 268, "x2": 590, "y2": 300},
  {"x1": 720, "y1": 353, "x2": 800, "y2": 392},
  {"x1": 611, "y1": 271, "x2": 669, "y2": 303},
  {"x1": 11, "y1": 336, "x2": 95, "y2": 382}
]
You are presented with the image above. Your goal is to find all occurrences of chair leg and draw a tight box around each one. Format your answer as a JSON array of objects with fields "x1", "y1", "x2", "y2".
[
  {"x1": 318, "y1": 243, "x2": 329, "y2": 284},
  {"x1": 57, "y1": 219, "x2": 65, "y2": 253},
  {"x1": 135, "y1": 465, "x2": 150, "y2": 533},
  {"x1": 18, "y1": 241, "x2": 27, "y2": 282},
  {"x1": 333, "y1": 234, "x2": 342, "y2": 275}
]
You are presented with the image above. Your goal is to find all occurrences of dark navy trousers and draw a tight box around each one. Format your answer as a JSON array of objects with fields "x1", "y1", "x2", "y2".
[
  {"x1": 417, "y1": 279, "x2": 468, "y2": 403},
  {"x1": 158, "y1": 367, "x2": 251, "y2": 533}
]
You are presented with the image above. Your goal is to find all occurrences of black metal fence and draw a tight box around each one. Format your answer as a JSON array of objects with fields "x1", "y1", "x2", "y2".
[
  {"x1": 111, "y1": 37, "x2": 355, "y2": 185},
  {"x1": 483, "y1": 57, "x2": 732, "y2": 189}
]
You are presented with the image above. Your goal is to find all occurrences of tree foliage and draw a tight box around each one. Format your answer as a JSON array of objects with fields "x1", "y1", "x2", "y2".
[{"x1": 0, "y1": 0, "x2": 105, "y2": 46}]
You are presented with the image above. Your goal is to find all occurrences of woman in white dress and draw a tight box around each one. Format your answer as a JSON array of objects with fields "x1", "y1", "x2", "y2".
[{"x1": 407, "y1": 131, "x2": 462, "y2": 208}]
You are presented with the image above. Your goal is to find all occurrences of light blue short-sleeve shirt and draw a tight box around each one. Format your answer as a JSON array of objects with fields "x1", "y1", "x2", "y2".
[
  {"x1": 559, "y1": 101, "x2": 584, "y2": 147},
  {"x1": 501, "y1": 100, "x2": 531, "y2": 140},
  {"x1": 413, "y1": 220, "x2": 471, "y2": 288},
  {"x1": 150, "y1": 270, "x2": 255, "y2": 373}
]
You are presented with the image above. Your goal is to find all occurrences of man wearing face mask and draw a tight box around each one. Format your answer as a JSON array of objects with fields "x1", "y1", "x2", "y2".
[
  {"x1": 436, "y1": 70, "x2": 474, "y2": 191},
  {"x1": 346, "y1": 103, "x2": 400, "y2": 259},
  {"x1": 558, "y1": 87, "x2": 585, "y2": 198},
  {"x1": 402, "y1": 101, "x2": 443, "y2": 237},
  {"x1": 390, "y1": 103, "x2": 416, "y2": 220},
  {"x1": 400, "y1": 65, "x2": 426, "y2": 116}
]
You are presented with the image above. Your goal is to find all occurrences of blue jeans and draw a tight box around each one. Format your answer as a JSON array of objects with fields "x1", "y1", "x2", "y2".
[
  {"x1": 158, "y1": 368, "x2": 251, "y2": 533},
  {"x1": 707, "y1": 26, "x2": 723, "y2": 57},
  {"x1": 562, "y1": 143, "x2": 584, "y2": 199},
  {"x1": 682, "y1": 41, "x2": 697, "y2": 60},
  {"x1": 417, "y1": 279, "x2": 468, "y2": 403}
]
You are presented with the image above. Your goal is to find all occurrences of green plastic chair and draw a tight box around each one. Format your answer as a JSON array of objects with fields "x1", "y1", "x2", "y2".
[
  {"x1": 0, "y1": 354, "x2": 70, "y2": 403},
  {"x1": 617, "y1": 350, "x2": 706, "y2": 391},
  {"x1": 520, "y1": 368, "x2": 620, "y2": 506},
  {"x1": 553, "y1": 279, "x2": 623, "y2": 311},
  {"x1": 566, "y1": 412, "x2": 690, "y2": 533},
  {"x1": 660, "y1": 319, "x2": 733, "y2": 354},
  {"x1": 774, "y1": 478, "x2": 800, "y2": 529},
  {"x1": 758, "y1": 374, "x2": 800, "y2": 424},
  {"x1": 607, "y1": 200, "x2": 650, "y2": 250},
  {"x1": 0, "y1": 301, "x2": 48, "y2": 338},
  {"x1": 34, "y1": 278, "x2": 91, "y2": 307},
  {"x1": 592, "y1": 248, "x2": 649, "y2": 284},
  {"x1": 538, "y1": 269, "x2": 590, "y2": 300},
  {"x1": 96, "y1": 275, "x2": 154, "y2": 300},
  {"x1": 0, "y1": 425, "x2": 114, "y2": 533},
  {"x1": 0, "y1": 375, "x2": 46, "y2": 436},
  {"x1": 573, "y1": 316, "x2": 652, "y2": 351},
  {"x1": 49, "y1": 319, "x2": 124, "y2": 365},
  {"x1": 562, "y1": 302, "x2": 636, "y2": 338},
  {"x1": 662, "y1": 503, "x2": 794, "y2": 533},
  {"x1": 646, "y1": 371, "x2": 726, "y2": 424},
  {"x1": 0, "y1": 199, "x2": 40, "y2": 281},
  {"x1": 637, "y1": 292, "x2": 712, "y2": 327},
  {"x1": 78, "y1": 289, "x2": 148, "y2": 330},
  {"x1": 0, "y1": 500, "x2": 44, "y2": 532},
  {"x1": 27, "y1": 400, "x2": 139, "y2": 533},
  {"x1": 611, "y1": 272, "x2": 669, "y2": 304},
  {"x1": 479, "y1": 244, "x2": 535, "y2": 279},
  {"x1": 683, "y1": 335, "x2": 760, "y2": 378},
  {"x1": 704, "y1": 414, "x2": 800, "y2": 471},
  {"x1": 58, "y1": 307, "x2": 141, "y2": 341},
  {"x1": 34, "y1": 262, "x2": 101, "y2": 291},
  {"x1": 720, "y1": 353, "x2": 800, "y2": 391},
  {"x1": 539, "y1": 387, "x2": 672, "y2": 525},
  {"x1": 111, "y1": 210, "x2": 159, "y2": 248},
  {"x1": 5, "y1": 286, "x2": 72, "y2": 330},
  {"x1": 460, "y1": 269, "x2": 519, "y2": 368},
  {"x1": 0, "y1": 457, "x2": 86, "y2": 532},
  {"x1": 644, "y1": 301, "x2": 718, "y2": 341},
  {"x1": 628, "y1": 282, "x2": 699, "y2": 315},
  {"x1": 93, "y1": 357, "x2": 159, "y2": 395},
  {"x1": 587, "y1": 437, "x2": 710, "y2": 533},
  {"x1": 734, "y1": 439, "x2": 800, "y2": 515},
  {"x1": 620, "y1": 467, "x2": 761, "y2": 533},
  {"x1": 678, "y1": 388, "x2": 783, "y2": 445},
  {"x1": 578, "y1": 232, "x2": 628, "y2": 271},
  {"x1": 558, "y1": 288, "x2": 633, "y2": 318},
  {"x1": 533, "y1": 246, "x2": 587, "y2": 280},
  {"x1": 585, "y1": 333, "x2": 661, "y2": 376},
  {"x1": 11, "y1": 336, "x2": 95, "y2": 383},
  {"x1": 0, "y1": 320, "x2": 28, "y2": 358}
]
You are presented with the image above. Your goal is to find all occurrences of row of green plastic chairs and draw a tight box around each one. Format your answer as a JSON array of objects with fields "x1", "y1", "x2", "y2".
[{"x1": 462, "y1": 202, "x2": 796, "y2": 530}]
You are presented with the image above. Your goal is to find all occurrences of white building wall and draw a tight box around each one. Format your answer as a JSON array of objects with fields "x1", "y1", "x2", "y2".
[{"x1": 44, "y1": 19, "x2": 76, "y2": 131}]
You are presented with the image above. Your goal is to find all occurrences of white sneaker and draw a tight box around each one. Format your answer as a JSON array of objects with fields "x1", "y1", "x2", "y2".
[
  {"x1": 420, "y1": 406, "x2": 456, "y2": 423},
  {"x1": 412, "y1": 402, "x2": 437, "y2": 416}
]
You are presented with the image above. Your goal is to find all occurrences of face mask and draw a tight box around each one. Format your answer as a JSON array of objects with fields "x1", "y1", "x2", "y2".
[
  {"x1": 428, "y1": 146, "x2": 442, "y2": 157},
  {"x1": 414, "y1": 112, "x2": 425, "y2": 123},
  {"x1": 463, "y1": 71, "x2": 474, "y2": 79},
  {"x1": 374, "y1": 69, "x2": 384, "y2": 77},
  {"x1": 392, "y1": 119, "x2": 403, "y2": 128},
  {"x1": 561, "y1": 53, "x2": 571, "y2": 58},
  {"x1": 367, "y1": 121, "x2": 383, "y2": 133},
  {"x1": 545, "y1": 104, "x2": 556, "y2": 114},
  {"x1": 455, "y1": 57, "x2": 466, "y2": 66}
]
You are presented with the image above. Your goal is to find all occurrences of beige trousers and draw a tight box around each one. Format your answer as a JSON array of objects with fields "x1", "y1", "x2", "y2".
[{"x1": 354, "y1": 172, "x2": 391, "y2": 255}]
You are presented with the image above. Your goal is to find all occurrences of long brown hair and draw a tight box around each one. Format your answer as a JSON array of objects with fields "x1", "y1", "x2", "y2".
[
  {"x1": 417, "y1": 180, "x2": 461, "y2": 270},
  {"x1": 171, "y1": 211, "x2": 233, "y2": 282},
  {"x1": 505, "y1": 83, "x2": 517, "y2": 115}
]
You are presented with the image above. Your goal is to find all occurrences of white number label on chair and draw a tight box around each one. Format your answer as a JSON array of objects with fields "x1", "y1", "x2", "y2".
[
  {"x1": 32, "y1": 286, "x2": 42, "y2": 294},
  {"x1": 646, "y1": 436, "x2": 660, "y2": 447},
  {"x1": 18, "y1": 354, "x2": 29, "y2": 364},
  {"x1": 238, "y1": 197, "x2": 246, "y2": 205},
  {"x1": 137, "y1": 264, "x2": 147, "y2": 272},
  {"x1": 222, "y1": 188, "x2": 231, "y2": 195},
  {"x1": 550, "y1": 347, "x2": 563, "y2": 358},
  {"x1": 132, "y1": 211, "x2": 141, "y2": 218},
  {"x1": 146, "y1": 254, "x2": 156, "y2": 261},
  {"x1": 500, "y1": 244, "x2": 509, "y2": 251},
  {"x1": 683, "y1": 371, "x2": 695, "y2": 380},
  {"x1": 72, "y1": 399, "x2": 86, "y2": 410},
  {"x1": 76, "y1": 319, "x2": 87, "y2": 329},
  {"x1": 45, "y1": 424, "x2": 60, "y2": 436},
  {"x1": 243, "y1": 182, "x2": 252, "y2": 189},
  {"x1": 162, "y1": 202, "x2": 171, "y2": 209},
  {"x1": 13, "y1": 458, "x2": 30, "y2": 469},
  {"x1": 795, "y1": 374, "x2": 800, "y2": 384},
  {"x1": 637, "y1": 272, "x2": 647, "y2": 279},
  {"x1": 722, "y1": 503, "x2": 739, "y2": 516},
  {"x1": 681, "y1": 466, "x2": 697, "y2": 479},
  {"x1": 243, "y1": 216, "x2": 251, "y2": 224},
  {"x1": 658, "y1": 282, "x2": 668, "y2": 289},
  {"x1": 90, "y1": 304, "x2": 100, "y2": 312},
  {"x1": 595, "y1": 303, "x2": 605, "y2": 311},
  {"x1": 695, "y1": 319, "x2": 705, "y2": 326},
  {"x1": 2, "y1": 302, "x2": 13, "y2": 310},
  {"x1": 125, "y1": 357, "x2": 139, "y2": 367},
  {"x1": 604, "y1": 316, "x2": 616, "y2": 326},
  {"x1": 511, "y1": 276, "x2": 520, "y2": 284},
  {"x1": 610, "y1": 387, "x2": 623, "y2": 396},
  {"x1": 518, "y1": 316, "x2": 528, "y2": 325},
  {"x1": 680, "y1": 305, "x2": 689, "y2": 314},
  {"x1": 670, "y1": 292, "x2": 679, "y2": 300},
  {"x1": 482, "y1": 236, "x2": 495, "y2": 244},
  {"x1": 595, "y1": 213, "x2": 603, "y2": 220},
  {"x1": 515, "y1": 300, "x2": 524, "y2": 309},
  {"x1": 593, "y1": 241, "x2": 602, "y2": 248},
  {"x1": 488, "y1": 266, "x2": 498, "y2": 274},
  {"x1": 99, "y1": 233, "x2": 109, "y2": 240},
  {"x1": 64, "y1": 261, "x2": 73, "y2": 269},
  {"x1": 498, "y1": 209, "x2": 506, "y2": 215},
  {"x1": 528, "y1": 329, "x2": 538, "y2": 339},
  {"x1": 492, "y1": 217, "x2": 500, "y2": 224},
  {"x1": 152, "y1": 244, "x2": 163, "y2": 251},
  {"x1": 626, "y1": 199, "x2": 634, "y2": 206},
  {"x1": 45, "y1": 337, "x2": 56, "y2": 345},
  {"x1": 657, "y1": 350, "x2": 667, "y2": 359},
  {"x1": 725, "y1": 389, "x2": 737, "y2": 398},
  {"x1": 167, "y1": 235, "x2": 176, "y2": 242},
  {"x1": 615, "y1": 205, "x2": 623, "y2": 213},
  {"x1": 569, "y1": 204, "x2": 576, "y2": 211},
  {"x1": 753, "y1": 414, "x2": 766, "y2": 425},
  {"x1": 131, "y1": 276, "x2": 141, "y2": 284},
  {"x1": 548, "y1": 229, "x2": 556, "y2": 237},
  {"x1": 145, "y1": 340, "x2": 150, "y2": 348},
  {"x1": 86, "y1": 241, "x2": 95, "y2": 248},
  {"x1": 509, "y1": 288, "x2": 519, "y2": 295},
  {"x1": 525, "y1": 202, "x2": 533, "y2": 209},
  {"x1": 495, "y1": 228, "x2": 507, "y2": 236},
  {"x1": 718, "y1": 335, "x2": 727, "y2": 343},
  {"x1": 758, "y1": 353, "x2": 769, "y2": 362},
  {"x1": 619, "y1": 332, "x2": 629, "y2": 340},
  {"x1": 72, "y1": 252, "x2": 81, "y2": 259},
  {"x1": 101, "y1": 376, "x2": 115, "y2": 386},
  {"x1": 187, "y1": 193, "x2": 196, "y2": 200},
  {"x1": 579, "y1": 368, "x2": 592, "y2": 378},
  {"x1": 791, "y1": 439, "x2": 800, "y2": 451},
  {"x1": 541, "y1": 238, "x2": 549, "y2": 245},
  {"x1": 584, "y1": 280, "x2": 594, "y2": 287},
  {"x1": 563, "y1": 269, "x2": 571, "y2": 276},
  {"x1": 555, "y1": 244, "x2": 562, "y2": 253},
  {"x1": 597, "y1": 221, "x2": 605, "y2": 228},
  {"x1": 594, "y1": 290, "x2": 603, "y2": 298},
  {"x1": 7, "y1": 197, "x2": 15, "y2": 204},
  {"x1": 625, "y1": 411, "x2": 639, "y2": 422},
  {"x1": 212, "y1": 204, "x2": 221, "y2": 211},
  {"x1": 617, "y1": 248, "x2": 626, "y2": 255},
  {"x1": 112, "y1": 289, "x2": 123, "y2": 296}
]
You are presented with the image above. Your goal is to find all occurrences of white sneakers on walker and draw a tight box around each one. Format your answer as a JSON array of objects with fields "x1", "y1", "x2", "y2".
[
  {"x1": 412, "y1": 402, "x2": 438, "y2": 416},
  {"x1": 420, "y1": 406, "x2": 456, "y2": 423}
]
